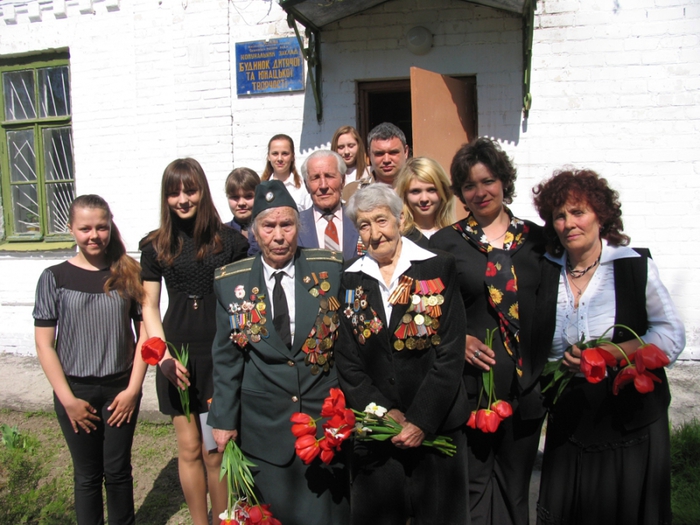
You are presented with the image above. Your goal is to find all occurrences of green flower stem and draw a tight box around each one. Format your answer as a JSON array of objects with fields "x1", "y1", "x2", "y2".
[
  {"x1": 597, "y1": 324, "x2": 645, "y2": 347},
  {"x1": 601, "y1": 340, "x2": 632, "y2": 364},
  {"x1": 221, "y1": 440, "x2": 259, "y2": 517},
  {"x1": 167, "y1": 342, "x2": 191, "y2": 422}
]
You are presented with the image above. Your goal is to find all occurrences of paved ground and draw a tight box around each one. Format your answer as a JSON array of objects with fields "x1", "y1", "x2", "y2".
[{"x1": 1, "y1": 352, "x2": 696, "y2": 524}]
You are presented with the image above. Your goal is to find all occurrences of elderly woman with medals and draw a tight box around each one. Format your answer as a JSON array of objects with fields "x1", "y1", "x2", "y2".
[
  {"x1": 208, "y1": 180, "x2": 349, "y2": 525},
  {"x1": 335, "y1": 183, "x2": 470, "y2": 525}
]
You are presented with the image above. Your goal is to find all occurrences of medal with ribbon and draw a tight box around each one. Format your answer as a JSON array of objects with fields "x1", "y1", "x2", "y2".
[
  {"x1": 301, "y1": 272, "x2": 341, "y2": 375},
  {"x1": 343, "y1": 285, "x2": 383, "y2": 345},
  {"x1": 228, "y1": 286, "x2": 270, "y2": 348},
  {"x1": 391, "y1": 277, "x2": 445, "y2": 351}
]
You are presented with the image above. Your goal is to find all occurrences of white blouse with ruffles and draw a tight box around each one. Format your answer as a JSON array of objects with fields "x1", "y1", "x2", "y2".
[{"x1": 547, "y1": 241, "x2": 685, "y2": 364}]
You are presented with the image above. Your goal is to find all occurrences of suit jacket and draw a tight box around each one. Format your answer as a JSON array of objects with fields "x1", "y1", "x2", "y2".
[
  {"x1": 245, "y1": 206, "x2": 358, "y2": 259},
  {"x1": 298, "y1": 206, "x2": 359, "y2": 261},
  {"x1": 208, "y1": 248, "x2": 343, "y2": 465},
  {"x1": 335, "y1": 251, "x2": 469, "y2": 434}
]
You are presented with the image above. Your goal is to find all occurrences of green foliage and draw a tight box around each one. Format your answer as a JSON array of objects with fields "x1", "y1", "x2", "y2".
[
  {"x1": 671, "y1": 419, "x2": 700, "y2": 525},
  {"x1": 0, "y1": 425, "x2": 76, "y2": 524},
  {"x1": 1, "y1": 423, "x2": 32, "y2": 451}
]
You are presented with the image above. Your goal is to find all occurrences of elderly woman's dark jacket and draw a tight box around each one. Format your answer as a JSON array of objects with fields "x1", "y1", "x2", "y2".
[{"x1": 335, "y1": 250, "x2": 469, "y2": 433}]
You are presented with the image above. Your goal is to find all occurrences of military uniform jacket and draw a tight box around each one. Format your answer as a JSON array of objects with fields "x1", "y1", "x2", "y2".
[
  {"x1": 335, "y1": 248, "x2": 469, "y2": 435},
  {"x1": 208, "y1": 248, "x2": 343, "y2": 465}
]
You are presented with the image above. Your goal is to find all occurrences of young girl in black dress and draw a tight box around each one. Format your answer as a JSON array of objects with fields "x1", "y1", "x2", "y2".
[
  {"x1": 34, "y1": 194, "x2": 147, "y2": 525},
  {"x1": 139, "y1": 158, "x2": 248, "y2": 525}
]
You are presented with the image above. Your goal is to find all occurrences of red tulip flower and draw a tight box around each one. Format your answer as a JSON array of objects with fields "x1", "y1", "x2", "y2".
[
  {"x1": 475, "y1": 409, "x2": 502, "y2": 433},
  {"x1": 580, "y1": 347, "x2": 616, "y2": 384},
  {"x1": 141, "y1": 336, "x2": 167, "y2": 365},
  {"x1": 318, "y1": 437, "x2": 337, "y2": 464},
  {"x1": 320, "y1": 387, "x2": 346, "y2": 417},
  {"x1": 466, "y1": 410, "x2": 477, "y2": 429},
  {"x1": 491, "y1": 400, "x2": 513, "y2": 419},
  {"x1": 294, "y1": 434, "x2": 321, "y2": 464},
  {"x1": 322, "y1": 410, "x2": 355, "y2": 448},
  {"x1": 633, "y1": 344, "x2": 670, "y2": 372},
  {"x1": 290, "y1": 412, "x2": 317, "y2": 437},
  {"x1": 634, "y1": 369, "x2": 662, "y2": 393},
  {"x1": 247, "y1": 503, "x2": 281, "y2": 525},
  {"x1": 613, "y1": 364, "x2": 662, "y2": 395}
]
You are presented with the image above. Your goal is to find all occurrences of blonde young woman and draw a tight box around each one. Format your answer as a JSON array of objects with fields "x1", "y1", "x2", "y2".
[
  {"x1": 139, "y1": 158, "x2": 248, "y2": 525},
  {"x1": 261, "y1": 133, "x2": 311, "y2": 211},
  {"x1": 395, "y1": 156, "x2": 455, "y2": 248}
]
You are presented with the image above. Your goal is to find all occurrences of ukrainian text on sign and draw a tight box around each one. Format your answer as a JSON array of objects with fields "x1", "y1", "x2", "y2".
[{"x1": 236, "y1": 38, "x2": 304, "y2": 95}]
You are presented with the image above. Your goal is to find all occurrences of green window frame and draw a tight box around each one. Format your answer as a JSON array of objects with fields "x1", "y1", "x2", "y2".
[{"x1": 0, "y1": 52, "x2": 75, "y2": 245}]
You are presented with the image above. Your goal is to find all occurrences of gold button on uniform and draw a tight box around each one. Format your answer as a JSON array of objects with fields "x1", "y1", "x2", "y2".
[{"x1": 287, "y1": 360, "x2": 295, "y2": 367}]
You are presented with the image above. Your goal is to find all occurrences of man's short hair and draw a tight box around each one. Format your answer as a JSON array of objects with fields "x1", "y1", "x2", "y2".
[
  {"x1": 300, "y1": 150, "x2": 347, "y2": 183},
  {"x1": 367, "y1": 122, "x2": 407, "y2": 148}
]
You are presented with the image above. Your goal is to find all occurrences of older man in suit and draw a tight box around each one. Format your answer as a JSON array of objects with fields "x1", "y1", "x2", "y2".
[
  {"x1": 297, "y1": 150, "x2": 359, "y2": 260},
  {"x1": 208, "y1": 180, "x2": 349, "y2": 525}
]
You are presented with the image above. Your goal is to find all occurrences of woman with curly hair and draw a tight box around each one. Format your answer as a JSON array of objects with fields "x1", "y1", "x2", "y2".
[
  {"x1": 430, "y1": 137, "x2": 549, "y2": 525},
  {"x1": 532, "y1": 169, "x2": 684, "y2": 525},
  {"x1": 395, "y1": 156, "x2": 454, "y2": 248},
  {"x1": 139, "y1": 158, "x2": 249, "y2": 525}
]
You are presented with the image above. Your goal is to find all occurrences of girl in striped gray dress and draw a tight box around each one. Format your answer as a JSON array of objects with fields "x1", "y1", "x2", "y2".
[{"x1": 33, "y1": 195, "x2": 147, "y2": 525}]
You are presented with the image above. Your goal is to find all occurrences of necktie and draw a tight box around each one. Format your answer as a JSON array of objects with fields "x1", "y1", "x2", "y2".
[
  {"x1": 324, "y1": 213, "x2": 341, "y2": 253},
  {"x1": 272, "y1": 271, "x2": 292, "y2": 349}
]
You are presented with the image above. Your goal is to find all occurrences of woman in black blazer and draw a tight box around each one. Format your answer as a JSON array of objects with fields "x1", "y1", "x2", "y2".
[
  {"x1": 431, "y1": 138, "x2": 549, "y2": 525},
  {"x1": 335, "y1": 183, "x2": 470, "y2": 525}
]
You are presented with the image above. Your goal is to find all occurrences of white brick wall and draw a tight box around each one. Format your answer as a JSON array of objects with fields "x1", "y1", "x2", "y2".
[{"x1": 0, "y1": 0, "x2": 698, "y2": 359}]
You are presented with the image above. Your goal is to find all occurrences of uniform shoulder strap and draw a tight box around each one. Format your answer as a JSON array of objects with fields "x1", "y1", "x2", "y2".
[{"x1": 215, "y1": 257, "x2": 254, "y2": 280}]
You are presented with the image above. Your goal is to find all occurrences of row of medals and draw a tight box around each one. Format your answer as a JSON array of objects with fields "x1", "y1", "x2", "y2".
[
  {"x1": 227, "y1": 285, "x2": 268, "y2": 347},
  {"x1": 393, "y1": 292, "x2": 445, "y2": 351},
  {"x1": 344, "y1": 286, "x2": 384, "y2": 345},
  {"x1": 303, "y1": 272, "x2": 339, "y2": 375}
]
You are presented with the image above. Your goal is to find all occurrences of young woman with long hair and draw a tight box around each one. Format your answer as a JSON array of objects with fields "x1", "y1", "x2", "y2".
[
  {"x1": 34, "y1": 194, "x2": 147, "y2": 525},
  {"x1": 139, "y1": 158, "x2": 248, "y2": 525},
  {"x1": 261, "y1": 133, "x2": 311, "y2": 211},
  {"x1": 331, "y1": 125, "x2": 370, "y2": 184},
  {"x1": 395, "y1": 156, "x2": 455, "y2": 248}
]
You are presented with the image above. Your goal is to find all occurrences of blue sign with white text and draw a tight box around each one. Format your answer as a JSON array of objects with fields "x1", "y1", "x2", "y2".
[{"x1": 236, "y1": 38, "x2": 305, "y2": 95}]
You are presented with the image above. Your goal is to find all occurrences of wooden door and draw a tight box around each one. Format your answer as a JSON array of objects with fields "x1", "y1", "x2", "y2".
[{"x1": 410, "y1": 67, "x2": 476, "y2": 220}]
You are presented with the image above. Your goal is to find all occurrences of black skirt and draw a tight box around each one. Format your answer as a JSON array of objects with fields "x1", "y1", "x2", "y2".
[{"x1": 537, "y1": 377, "x2": 671, "y2": 525}]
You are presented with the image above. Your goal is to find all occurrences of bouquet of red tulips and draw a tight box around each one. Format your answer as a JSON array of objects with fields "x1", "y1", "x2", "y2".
[
  {"x1": 141, "y1": 336, "x2": 191, "y2": 422},
  {"x1": 291, "y1": 387, "x2": 457, "y2": 464},
  {"x1": 541, "y1": 324, "x2": 670, "y2": 404},
  {"x1": 219, "y1": 440, "x2": 281, "y2": 525},
  {"x1": 467, "y1": 328, "x2": 514, "y2": 433}
]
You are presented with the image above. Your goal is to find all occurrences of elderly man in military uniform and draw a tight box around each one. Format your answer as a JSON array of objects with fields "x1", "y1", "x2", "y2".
[{"x1": 208, "y1": 180, "x2": 349, "y2": 525}]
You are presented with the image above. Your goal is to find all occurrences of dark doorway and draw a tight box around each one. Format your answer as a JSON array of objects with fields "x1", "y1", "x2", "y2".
[{"x1": 357, "y1": 80, "x2": 412, "y2": 152}]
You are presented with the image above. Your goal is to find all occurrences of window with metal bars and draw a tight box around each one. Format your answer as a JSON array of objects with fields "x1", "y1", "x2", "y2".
[{"x1": 0, "y1": 52, "x2": 74, "y2": 243}]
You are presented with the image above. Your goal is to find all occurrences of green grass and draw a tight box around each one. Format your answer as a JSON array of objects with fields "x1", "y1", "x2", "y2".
[
  {"x1": 0, "y1": 423, "x2": 76, "y2": 524},
  {"x1": 0, "y1": 409, "x2": 191, "y2": 525},
  {"x1": 670, "y1": 419, "x2": 700, "y2": 525}
]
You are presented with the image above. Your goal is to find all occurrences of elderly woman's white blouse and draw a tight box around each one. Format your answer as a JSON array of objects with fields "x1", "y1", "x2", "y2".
[
  {"x1": 547, "y1": 241, "x2": 685, "y2": 364},
  {"x1": 345, "y1": 237, "x2": 435, "y2": 322}
]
